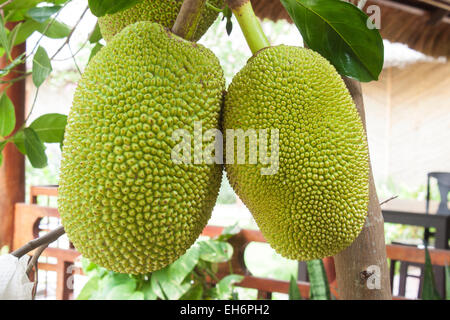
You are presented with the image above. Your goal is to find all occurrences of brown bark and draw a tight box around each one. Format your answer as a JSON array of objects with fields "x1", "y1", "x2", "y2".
[
  {"x1": 172, "y1": 0, "x2": 207, "y2": 40},
  {"x1": 333, "y1": 78, "x2": 392, "y2": 300},
  {"x1": 227, "y1": 0, "x2": 248, "y2": 10},
  {"x1": 0, "y1": 22, "x2": 26, "y2": 249}
]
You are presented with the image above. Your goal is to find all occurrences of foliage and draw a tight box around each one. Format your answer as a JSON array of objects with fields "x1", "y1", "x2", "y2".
[
  {"x1": 77, "y1": 225, "x2": 243, "y2": 300},
  {"x1": 306, "y1": 259, "x2": 331, "y2": 300},
  {"x1": 87, "y1": 0, "x2": 140, "y2": 17},
  {"x1": 288, "y1": 275, "x2": 302, "y2": 300},
  {"x1": 0, "y1": 0, "x2": 101, "y2": 168},
  {"x1": 422, "y1": 245, "x2": 442, "y2": 300},
  {"x1": 281, "y1": 0, "x2": 384, "y2": 82}
]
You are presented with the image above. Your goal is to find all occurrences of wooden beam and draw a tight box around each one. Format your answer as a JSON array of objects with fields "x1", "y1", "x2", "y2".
[
  {"x1": 418, "y1": 0, "x2": 450, "y2": 11},
  {"x1": 372, "y1": 0, "x2": 429, "y2": 15},
  {"x1": 427, "y1": 8, "x2": 449, "y2": 25},
  {"x1": 370, "y1": 0, "x2": 450, "y2": 23},
  {"x1": 0, "y1": 22, "x2": 26, "y2": 249},
  {"x1": 30, "y1": 185, "x2": 59, "y2": 203},
  {"x1": 386, "y1": 244, "x2": 450, "y2": 266}
]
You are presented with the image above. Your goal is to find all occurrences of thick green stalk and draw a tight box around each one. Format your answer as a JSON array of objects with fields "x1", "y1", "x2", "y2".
[{"x1": 227, "y1": 0, "x2": 270, "y2": 54}]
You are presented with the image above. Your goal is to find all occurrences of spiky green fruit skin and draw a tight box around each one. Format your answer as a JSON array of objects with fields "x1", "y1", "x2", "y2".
[
  {"x1": 59, "y1": 22, "x2": 225, "y2": 274},
  {"x1": 223, "y1": 45, "x2": 370, "y2": 261},
  {"x1": 99, "y1": 0, "x2": 224, "y2": 42}
]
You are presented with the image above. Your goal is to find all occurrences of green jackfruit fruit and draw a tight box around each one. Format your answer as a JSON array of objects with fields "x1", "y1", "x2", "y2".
[
  {"x1": 99, "y1": 0, "x2": 224, "y2": 42},
  {"x1": 59, "y1": 22, "x2": 225, "y2": 274},
  {"x1": 223, "y1": 45, "x2": 369, "y2": 261}
]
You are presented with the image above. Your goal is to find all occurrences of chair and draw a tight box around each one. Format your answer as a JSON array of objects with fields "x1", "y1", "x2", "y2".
[
  {"x1": 393, "y1": 172, "x2": 450, "y2": 297},
  {"x1": 389, "y1": 242, "x2": 424, "y2": 297},
  {"x1": 424, "y1": 172, "x2": 450, "y2": 244}
]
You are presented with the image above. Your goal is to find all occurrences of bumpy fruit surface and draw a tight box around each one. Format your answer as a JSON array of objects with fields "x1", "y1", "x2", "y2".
[
  {"x1": 223, "y1": 45, "x2": 369, "y2": 261},
  {"x1": 59, "y1": 22, "x2": 225, "y2": 274},
  {"x1": 99, "y1": 0, "x2": 224, "y2": 42}
]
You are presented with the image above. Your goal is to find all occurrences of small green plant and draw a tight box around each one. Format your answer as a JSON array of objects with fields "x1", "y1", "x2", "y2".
[
  {"x1": 288, "y1": 259, "x2": 331, "y2": 300},
  {"x1": 77, "y1": 225, "x2": 244, "y2": 300},
  {"x1": 421, "y1": 245, "x2": 450, "y2": 300}
]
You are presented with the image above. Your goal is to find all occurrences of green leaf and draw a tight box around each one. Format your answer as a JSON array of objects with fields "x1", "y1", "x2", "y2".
[
  {"x1": 151, "y1": 274, "x2": 191, "y2": 300},
  {"x1": 280, "y1": 0, "x2": 384, "y2": 82},
  {"x1": 11, "y1": 20, "x2": 38, "y2": 46},
  {"x1": 81, "y1": 257, "x2": 99, "y2": 275},
  {"x1": 0, "y1": 16, "x2": 11, "y2": 60},
  {"x1": 29, "y1": 113, "x2": 67, "y2": 143},
  {"x1": 307, "y1": 259, "x2": 331, "y2": 300},
  {"x1": 35, "y1": 19, "x2": 71, "y2": 39},
  {"x1": 150, "y1": 246, "x2": 200, "y2": 300},
  {"x1": 105, "y1": 282, "x2": 137, "y2": 300},
  {"x1": 13, "y1": 114, "x2": 67, "y2": 151},
  {"x1": 168, "y1": 246, "x2": 200, "y2": 283},
  {"x1": 89, "y1": 22, "x2": 102, "y2": 43},
  {"x1": 180, "y1": 283, "x2": 204, "y2": 300},
  {"x1": 288, "y1": 275, "x2": 302, "y2": 300},
  {"x1": 27, "y1": 5, "x2": 62, "y2": 23},
  {"x1": 198, "y1": 240, "x2": 233, "y2": 263},
  {"x1": 7, "y1": 22, "x2": 22, "y2": 51},
  {"x1": 32, "y1": 46, "x2": 52, "y2": 87},
  {"x1": 151, "y1": 271, "x2": 192, "y2": 300},
  {"x1": 422, "y1": 246, "x2": 442, "y2": 300},
  {"x1": 0, "y1": 140, "x2": 6, "y2": 167},
  {"x1": 215, "y1": 223, "x2": 240, "y2": 241},
  {"x1": 1, "y1": 1, "x2": 69, "y2": 23},
  {"x1": 23, "y1": 127, "x2": 48, "y2": 168},
  {"x1": 140, "y1": 281, "x2": 157, "y2": 300},
  {"x1": 12, "y1": 130, "x2": 25, "y2": 154},
  {"x1": 76, "y1": 275, "x2": 100, "y2": 300},
  {"x1": 214, "y1": 275, "x2": 243, "y2": 299},
  {"x1": 88, "y1": 43, "x2": 103, "y2": 62},
  {"x1": 128, "y1": 291, "x2": 145, "y2": 300},
  {"x1": 88, "y1": 0, "x2": 141, "y2": 17},
  {"x1": 0, "y1": 52, "x2": 25, "y2": 77},
  {"x1": 0, "y1": 93, "x2": 15, "y2": 137}
]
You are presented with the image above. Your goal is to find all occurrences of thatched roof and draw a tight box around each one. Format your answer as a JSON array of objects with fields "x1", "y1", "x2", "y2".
[{"x1": 251, "y1": 0, "x2": 450, "y2": 59}]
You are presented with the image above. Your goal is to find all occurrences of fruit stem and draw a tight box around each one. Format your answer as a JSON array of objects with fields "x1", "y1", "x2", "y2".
[
  {"x1": 172, "y1": 0, "x2": 207, "y2": 41},
  {"x1": 226, "y1": 0, "x2": 270, "y2": 54}
]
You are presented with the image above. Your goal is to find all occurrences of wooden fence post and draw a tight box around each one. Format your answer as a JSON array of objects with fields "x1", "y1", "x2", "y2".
[{"x1": 0, "y1": 22, "x2": 26, "y2": 249}]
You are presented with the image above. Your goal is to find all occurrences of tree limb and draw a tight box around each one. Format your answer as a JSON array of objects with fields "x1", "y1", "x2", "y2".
[
  {"x1": 172, "y1": 0, "x2": 207, "y2": 40},
  {"x1": 11, "y1": 226, "x2": 65, "y2": 258}
]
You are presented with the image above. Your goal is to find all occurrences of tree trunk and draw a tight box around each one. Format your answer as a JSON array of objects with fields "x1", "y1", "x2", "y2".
[
  {"x1": 0, "y1": 22, "x2": 26, "y2": 249},
  {"x1": 333, "y1": 78, "x2": 392, "y2": 300}
]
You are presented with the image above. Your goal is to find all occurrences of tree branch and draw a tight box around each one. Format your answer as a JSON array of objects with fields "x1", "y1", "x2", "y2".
[
  {"x1": 26, "y1": 243, "x2": 48, "y2": 275},
  {"x1": 380, "y1": 195, "x2": 399, "y2": 206},
  {"x1": 11, "y1": 226, "x2": 65, "y2": 258},
  {"x1": 172, "y1": 0, "x2": 207, "y2": 41},
  {"x1": 50, "y1": 5, "x2": 89, "y2": 60},
  {"x1": 0, "y1": 0, "x2": 15, "y2": 11}
]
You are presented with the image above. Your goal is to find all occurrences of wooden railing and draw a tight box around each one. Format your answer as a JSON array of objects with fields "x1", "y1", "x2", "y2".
[{"x1": 12, "y1": 186, "x2": 450, "y2": 300}]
